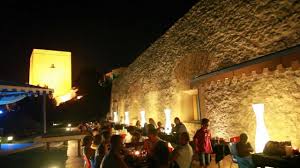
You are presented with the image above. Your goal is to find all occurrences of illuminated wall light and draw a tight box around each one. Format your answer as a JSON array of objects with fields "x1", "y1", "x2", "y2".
[
  {"x1": 140, "y1": 111, "x2": 146, "y2": 127},
  {"x1": 113, "y1": 111, "x2": 119, "y2": 123},
  {"x1": 252, "y1": 103, "x2": 270, "y2": 153},
  {"x1": 164, "y1": 108, "x2": 172, "y2": 135},
  {"x1": 0, "y1": 110, "x2": 3, "y2": 114},
  {"x1": 124, "y1": 111, "x2": 130, "y2": 125},
  {"x1": 7, "y1": 136, "x2": 13, "y2": 141},
  {"x1": 67, "y1": 123, "x2": 71, "y2": 127}
]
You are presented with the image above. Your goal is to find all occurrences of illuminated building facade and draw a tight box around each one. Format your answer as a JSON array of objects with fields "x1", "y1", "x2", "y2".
[
  {"x1": 29, "y1": 49, "x2": 72, "y2": 104},
  {"x1": 111, "y1": 0, "x2": 300, "y2": 149}
]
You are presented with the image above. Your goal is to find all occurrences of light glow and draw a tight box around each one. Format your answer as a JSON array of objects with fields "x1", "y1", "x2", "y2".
[
  {"x1": 0, "y1": 110, "x2": 3, "y2": 114},
  {"x1": 7, "y1": 136, "x2": 13, "y2": 141},
  {"x1": 134, "y1": 150, "x2": 140, "y2": 156},
  {"x1": 164, "y1": 108, "x2": 172, "y2": 134},
  {"x1": 140, "y1": 111, "x2": 146, "y2": 127},
  {"x1": 252, "y1": 103, "x2": 269, "y2": 153},
  {"x1": 66, "y1": 127, "x2": 71, "y2": 131},
  {"x1": 124, "y1": 111, "x2": 130, "y2": 125},
  {"x1": 67, "y1": 124, "x2": 71, "y2": 127},
  {"x1": 113, "y1": 112, "x2": 119, "y2": 123}
]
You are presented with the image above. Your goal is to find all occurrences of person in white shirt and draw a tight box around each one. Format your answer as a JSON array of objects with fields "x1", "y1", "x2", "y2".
[{"x1": 171, "y1": 132, "x2": 193, "y2": 168}]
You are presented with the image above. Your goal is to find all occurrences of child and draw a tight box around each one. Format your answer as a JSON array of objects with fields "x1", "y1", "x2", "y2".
[{"x1": 193, "y1": 118, "x2": 213, "y2": 168}]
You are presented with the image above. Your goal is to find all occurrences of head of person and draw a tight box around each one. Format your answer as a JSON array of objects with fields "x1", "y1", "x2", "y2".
[
  {"x1": 240, "y1": 133, "x2": 248, "y2": 143},
  {"x1": 201, "y1": 118, "x2": 209, "y2": 128},
  {"x1": 82, "y1": 135, "x2": 93, "y2": 147},
  {"x1": 149, "y1": 118, "x2": 155, "y2": 124},
  {"x1": 136, "y1": 120, "x2": 141, "y2": 126},
  {"x1": 157, "y1": 121, "x2": 162, "y2": 127},
  {"x1": 148, "y1": 128, "x2": 158, "y2": 142},
  {"x1": 110, "y1": 135, "x2": 123, "y2": 151},
  {"x1": 102, "y1": 130, "x2": 111, "y2": 143},
  {"x1": 174, "y1": 117, "x2": 180, "y2": 125},
  {"x1": 179, "y1": 132, "x2": 190, "y2": 145}
]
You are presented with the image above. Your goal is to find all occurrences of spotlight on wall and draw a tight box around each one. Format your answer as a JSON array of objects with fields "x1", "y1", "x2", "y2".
[
  {"x1": 164, "y1": 108, "x2": 172, "y2": 135},
  {"x1": 140, "y1": 111, "x2": 146, "y2": 127},
  {"x1": 124, "y1": 111, "x2": 130, "y2": 125},
  {"x1": 252, "y1": 103, "x2": 269, "y2": 153},
  {"x1": 113, "y1": 111, "x2": 119, "y2": 123}
]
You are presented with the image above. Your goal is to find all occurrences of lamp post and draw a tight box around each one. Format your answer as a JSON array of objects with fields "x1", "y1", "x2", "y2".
[{"x1": 252, "y1": 103, "x2": 269, "y2": 153}]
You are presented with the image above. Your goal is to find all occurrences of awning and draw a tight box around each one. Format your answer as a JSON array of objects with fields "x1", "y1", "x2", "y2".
[{"x1": 0, "y1": 80, "x2": 53, "y2": 105}]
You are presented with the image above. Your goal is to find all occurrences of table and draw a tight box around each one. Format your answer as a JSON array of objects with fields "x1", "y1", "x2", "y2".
[
  {"x1": 252, "y1": 153, "x2": 300, "y2": 168},
  {"x1": 212, "y1": 142, "x2": 231, "y2": 163}
]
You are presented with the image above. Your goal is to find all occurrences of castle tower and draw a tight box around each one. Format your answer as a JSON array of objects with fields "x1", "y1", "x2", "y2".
[{"x1": 29, "y1": 49, "x2": 72, "y2": 102}]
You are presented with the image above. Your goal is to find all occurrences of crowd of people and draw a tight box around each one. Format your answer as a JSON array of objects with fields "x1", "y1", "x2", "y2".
[{"x1": 79, "y1": 117, "x2": 254, "y2": 168}]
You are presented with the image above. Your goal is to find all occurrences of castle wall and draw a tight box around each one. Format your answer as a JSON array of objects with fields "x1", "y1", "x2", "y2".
[{"x1": 111, "y1": 0, "x2": 300, "y2": 145}]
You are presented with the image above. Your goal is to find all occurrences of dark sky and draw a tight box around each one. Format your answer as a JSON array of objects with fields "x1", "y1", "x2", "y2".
[{"x1": 0, "y1": 0, "x2": 197, "y2": 83}]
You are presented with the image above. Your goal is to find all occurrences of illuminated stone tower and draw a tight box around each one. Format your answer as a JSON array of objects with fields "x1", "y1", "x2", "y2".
[{"x1": 29, "y1": 49, "x2": 72, "y2": 104}]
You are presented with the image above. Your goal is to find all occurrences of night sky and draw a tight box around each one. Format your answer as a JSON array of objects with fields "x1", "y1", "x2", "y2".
[{"x1": 0, "y1": 0, "x2": 197, "y2": 84}]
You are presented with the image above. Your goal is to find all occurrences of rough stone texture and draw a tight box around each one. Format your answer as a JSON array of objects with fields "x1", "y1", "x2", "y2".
[
  {"x1": 190, "y1": 67, "x2": 300, "y2": 147},
  {"x1": 111, "y1": 0, "x2": 300, "y2": 144}
]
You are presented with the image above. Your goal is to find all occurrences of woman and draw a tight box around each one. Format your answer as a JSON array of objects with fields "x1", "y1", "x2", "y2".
[{"x1": 82, "y1": 135, "x2": 95, "y2": 168}]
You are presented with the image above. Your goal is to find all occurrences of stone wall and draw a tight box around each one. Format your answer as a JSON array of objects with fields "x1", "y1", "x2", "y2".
[
  {"x1": 111, "y1": 0, "x2": 300, "y2": 142},
  {"x1": 191, "y1": 65, "x2": 300, "y2": 147}
]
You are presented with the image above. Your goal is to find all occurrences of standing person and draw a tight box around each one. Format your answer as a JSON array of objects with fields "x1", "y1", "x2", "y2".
[
  {"x1": 193, "y1": 118, "x2": 213, "y2": 168},
  {"x1": 173, "y1": 117, "x2": 187, "y2": 134},
  {"x1": 100, "y1": 135, "x2": 128, "y2": 168},
  {"x1": 173, "y1": 117, "x2": 187, "y2": 144},
  {"x1": 82, "y1": 135, "x2": 95, "y2": 168},
  {"x1": 94, "y1": 131, "x2": 111, "y2": 168},
  {"x1": 236, "y1": 133, "x2": 255, "y2": 168},
  {"x1": 170, "y1": 132, "x2": 193, "y2": 168}
]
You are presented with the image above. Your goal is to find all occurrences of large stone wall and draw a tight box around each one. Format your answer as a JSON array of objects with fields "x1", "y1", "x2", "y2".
[
  {"x1": 111, "y1": 0, "x2": 300, "y2": 139},
  {"x1": 192, "y1": 66, "x2": 300, "y2": 148}
]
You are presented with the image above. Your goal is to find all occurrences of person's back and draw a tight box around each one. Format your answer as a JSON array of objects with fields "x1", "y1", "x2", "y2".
[
  {"x1": 175, "y1": 143, "x2": 193, "y2": 168},
  {"x1": 100, "y1": 135, "x2": 128, "y2": 168},
  {"x1": 100, "y1": 151, "x2": 124, "y2": 168}
]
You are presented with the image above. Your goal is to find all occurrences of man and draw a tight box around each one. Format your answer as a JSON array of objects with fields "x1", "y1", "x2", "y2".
[
  {"x1": 100, "y1": 135, "x2": 128, "y2": 168},
  {"x1": 171, "y1": 132, "x2": 193, "y2": 168},
  {"x1": 144, "y1": 128, "x2": 162, "y2": 155},
  {"x1": 236, "y1": 133, "x2": 255, "y2": 168}
]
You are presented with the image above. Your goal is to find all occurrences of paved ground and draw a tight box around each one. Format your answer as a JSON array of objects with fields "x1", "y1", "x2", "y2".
[
  {"x1": 65, "y1": 140, "x2": 84, "y2": 168},
  {"x1": 191, "y1": 155, "x2": 239, "y2": 168}
]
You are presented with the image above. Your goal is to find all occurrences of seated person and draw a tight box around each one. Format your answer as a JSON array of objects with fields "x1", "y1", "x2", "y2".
[
  {"x1": 236, "y1": 133, "x2": 254, "y2": 168},
  {"x1": 144, "y1": 128, "x2": 162, "y2": 155},
  {"x1": 150, "y1": 140, "x2": 170, "y2": 168},
  {"x1": 100, "y1": 135, "x2": 128, "y2": 168},
  {"x1": 170, "y1": 132, "x2": 193, "y2": 168}
]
